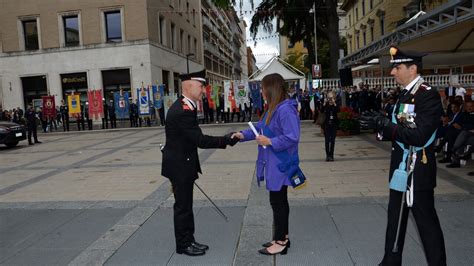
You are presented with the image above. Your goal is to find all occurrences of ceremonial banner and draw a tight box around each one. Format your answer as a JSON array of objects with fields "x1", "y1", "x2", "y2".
[
  {"x1": 163, "y1": 94, "x2": 177, "y2": 118},
  {"x1": 205, "y1": 85, "x2": 215, "y2": 109},
  {"x1": 68, "y1": 94, "x2": 81, "y2": 116},
  {"x1": 234, "y1": 80, "x2": 250, "y2": 111},
  {"x1": 137, "y1": 86, "x2": 151, "y2": 116},
  {"x1": 87, "y1": 89, "x2": 103, "y2": 119},
  {"x1": 211, "y1": 85, "x2": 220, "y2": 109},
  {"x1": 249, "y1": 82, "x2": 262, "y2": 111},
  {"x1": 114, "y1": 90, "x2": 130, "y2": 119},
  {"x1": 152, "y1": 85, "x2": 164, "y2": 109},
  {"x1": 41, "y1": 96, "x2": 56, "y2": 119},
  {"x1": 224, "y1": 80, "x2": 232, "y2": 112}
]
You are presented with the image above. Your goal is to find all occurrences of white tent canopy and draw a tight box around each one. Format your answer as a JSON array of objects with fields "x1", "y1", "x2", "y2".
[{"x1": 250, "y1": 56, "x2": 305, "y2": 81}]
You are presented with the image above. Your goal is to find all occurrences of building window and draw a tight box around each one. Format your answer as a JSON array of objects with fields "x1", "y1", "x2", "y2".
[
  {"x1": 355, "y1": 7, "x2": 359, "y2": 20},
  {"x1": 193, "y1": 9, "x2": 196, "y2": 26},
  {"x1": 370, "y1": 0, "x2": 373, "y2": 10},
  {"x1": 180, "y1": 29, "x2": 184, "y2": 53},
  {"x1": 186, "y1": 2, "x2": 190, "y2": 20},
  {"x1": 362, "y1": 0, "x2": 365, "y2": 16},
  {"x1": 104, "y1": 10, "x2": 122, "y2": 42},
  {"x1": 63, "y1": 15, "x2": 79, "y2": 47},
  {"x1": 23, "y1": 20, "x2": 39, "y2": 50},
  {"x1": 370, "y1": 26, "x2": 374, "y2": 42},
  {"x1": 380, "y1": 16, "x2": 385, "y2": 36},
  {"x1": 356, "y1": 34, "x2": 360, "y2": 49},
  {"x1": 159, "y1": 16, "x2": 166, "y2": 45},
  {"x1": 194, "y1": 38, "x2": 197, "y2": 55},
  {"x1": 187, "y1": 35, "x2": 191, "y2": 55},
  {"x1": 171, "y1": 23, "x2": 176, "y2": 49},
  {"x1": 348, "y1": 15, "x2": 351, "y2": 26},
  {"x1": 363, "y1": 31, "x2": 366, "y2": 46}
]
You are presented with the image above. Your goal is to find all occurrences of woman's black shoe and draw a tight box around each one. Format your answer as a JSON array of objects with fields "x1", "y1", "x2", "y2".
[
  {"x1": 258, "y1": 241, "x2": 288, "y2": 255},
  {"x1": 262, "y1": 239, "x2": 290, "y2": 248},
  {"x1": 191, "y1": 241, "x2": 209, "y2": 251}
]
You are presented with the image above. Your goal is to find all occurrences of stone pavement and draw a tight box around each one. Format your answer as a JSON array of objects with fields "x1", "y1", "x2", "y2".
[{"x1": 0, "y1": 122, "x2": 472, "y2": 265}]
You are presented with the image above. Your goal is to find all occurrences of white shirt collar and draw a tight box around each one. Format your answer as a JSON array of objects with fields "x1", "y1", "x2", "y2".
[{"x1": 404, "y1": 75, "x2": 421, "y2": 93}]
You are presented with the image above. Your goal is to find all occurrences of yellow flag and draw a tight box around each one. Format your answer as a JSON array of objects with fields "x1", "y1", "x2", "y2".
[{"x1": 68, "y1": 94, "x2": 81, "y2": 115}]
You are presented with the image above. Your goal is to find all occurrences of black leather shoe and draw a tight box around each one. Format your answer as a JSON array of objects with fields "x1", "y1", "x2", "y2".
[
  {"x1": 29, "y1": 142, "x2": 34, "y2": 145},
  {"x1": 446, "y1": 163, "x2": 461, "y2": 168},
  {"x1": 191, "y1": 241, "x2": 209, "y2": 251},
  {"x1": 438, "y1": 158, "x2": 451, "y2": 163},
  {"x1": 176, "y1": 245, "x2": 205, "y2": 256},
  {"x1": 35, "y1": 141, "x2": 42, "y2": 144}
]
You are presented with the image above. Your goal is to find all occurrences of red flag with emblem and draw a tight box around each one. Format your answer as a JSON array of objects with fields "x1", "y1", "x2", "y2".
[
  {"x1": 88, "y1": 89, "x2": 103, "y2": 119},
  {"x1": 41, "y1": 96, "x2": 56, "y2": 119}
]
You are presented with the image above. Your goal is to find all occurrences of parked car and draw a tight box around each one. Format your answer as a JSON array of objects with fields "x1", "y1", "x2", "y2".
[{"x1": 0, "y1": 121, "x2": 27, "y2": 147}]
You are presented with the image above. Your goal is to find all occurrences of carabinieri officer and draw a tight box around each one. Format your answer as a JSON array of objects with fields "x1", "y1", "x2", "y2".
[
  {"x1": 161, "y1": 69, "x2": 239, "y2": 256},
  {"x1": 376, "y1": 46, "x2": 446, "y2": 266}
]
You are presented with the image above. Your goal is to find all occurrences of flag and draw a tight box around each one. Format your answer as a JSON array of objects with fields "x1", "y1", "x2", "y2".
[
  {"x1": 137, "y1": 86, "x2": 151, "y2": 116},
  {"x1": 88, "y1": 89, "x2": 103, "y2": 119},
  {"x1": 41, "y1": 96, "x2": 56, "y2": 119},
  {"x1": 68, "y1": 94, "x2": 81, "y2": 116},
  {"x1": 205, "y1": 85, "x2": 215, "y2": 109},
  {"x1": 308, "y1": 73, "x2": 314, "y2": 96},
  {"x1": 114, "y1": 90, "x2": 130, "y2": 119},
  {"x1": 249, "y1": 82, "x2": 262, "y2": 111},
  {"x1": 224, "y1": 80, "x2": 232, "y2": 112},
  {"x1": 234, "y1": 80, "x2": 250, "y2": 111},
  {"x1": 211, "y1": 85, "x2": 220, "y2": 109},
  {"x1": 163, "y1": 94, "x2": 178, "y2": 118},
  {"x1": 152, "y1": 85, "x2": 164, "y2": 109}
]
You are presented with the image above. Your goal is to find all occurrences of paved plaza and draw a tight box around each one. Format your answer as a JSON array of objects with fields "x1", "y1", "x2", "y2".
[{"x1": 0, "y1": 122, "x2": 472, "y2": 265}]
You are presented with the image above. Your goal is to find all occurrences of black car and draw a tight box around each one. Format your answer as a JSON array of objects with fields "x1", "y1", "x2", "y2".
[{"x1": 0, "y1": 121, "x2": 27, "y2": 147}]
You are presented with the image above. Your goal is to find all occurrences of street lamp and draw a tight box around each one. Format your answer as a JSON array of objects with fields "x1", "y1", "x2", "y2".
[
  {"x1": 186, "y1": 53, "x2": 195, "y2": 73},
  {"x1": 309, "y1": 3, "x2": 318, "y2": 65}
]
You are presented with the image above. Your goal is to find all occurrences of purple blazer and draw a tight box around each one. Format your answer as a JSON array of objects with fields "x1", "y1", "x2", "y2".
[{"x1": 241, "y1": 99, "x2": 300, "y2": 191}]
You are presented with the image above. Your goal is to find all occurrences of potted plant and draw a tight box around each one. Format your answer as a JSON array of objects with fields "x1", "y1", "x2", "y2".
[{"x1": 337, "y1": 107, "x2": 360, "y2": 135}]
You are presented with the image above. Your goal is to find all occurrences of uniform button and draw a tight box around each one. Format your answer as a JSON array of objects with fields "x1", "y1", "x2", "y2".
[
  {"x1": 186, "y1": 158, "x2": 190, "y2": 161},
  {"x1": 392, "y1": 148, "x2": 395, "y2": 151}
]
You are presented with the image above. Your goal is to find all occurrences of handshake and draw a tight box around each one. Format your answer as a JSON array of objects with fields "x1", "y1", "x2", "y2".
[{"x1": 224, "y1": 132, "x2": 244, "y2": 147}]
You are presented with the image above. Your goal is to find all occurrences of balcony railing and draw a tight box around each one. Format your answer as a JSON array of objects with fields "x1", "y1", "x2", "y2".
[{"x1": 316, "y1": 73, "x2": 474, "y2": 90}]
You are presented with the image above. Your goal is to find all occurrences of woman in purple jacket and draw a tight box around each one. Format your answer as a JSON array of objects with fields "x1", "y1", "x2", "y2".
[{"x1": 233, "y1": 73, "x2": 300, "y2": 255}]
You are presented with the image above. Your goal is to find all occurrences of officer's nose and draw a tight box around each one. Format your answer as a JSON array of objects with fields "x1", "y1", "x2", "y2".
[{"x1": 390, "y1": 68, "x2": 396, "y2": 76}]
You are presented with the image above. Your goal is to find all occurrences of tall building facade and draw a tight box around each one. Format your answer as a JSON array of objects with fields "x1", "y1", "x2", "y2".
[
  {"x1": 201, "y1": 0, "x2": 248, "y2": 85},
  {"x1": 0, "y1": 0, "x2": 204, "y2": 110}
]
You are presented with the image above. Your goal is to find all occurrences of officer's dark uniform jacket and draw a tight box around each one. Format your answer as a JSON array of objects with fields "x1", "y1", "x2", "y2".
[
  {"x1": 382, "y1": 78, "x2": 444, "y2": 191},
  {"x1": 161, "y1": 96, "x2": 227, "y2": 182}
]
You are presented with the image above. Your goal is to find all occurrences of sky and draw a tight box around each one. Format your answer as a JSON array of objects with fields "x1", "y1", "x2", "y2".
[{"x1": 234, "y1": 0, "x2": 279, "y2": 68}]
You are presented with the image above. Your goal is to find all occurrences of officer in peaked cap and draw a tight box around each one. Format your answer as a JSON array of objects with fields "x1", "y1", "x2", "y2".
[
  {"x1": 376, "y1": 46, "x2": 446, "y2": 265},
  {"x1": 161, "y1": 69, "x2": 239, "y2": 256}
]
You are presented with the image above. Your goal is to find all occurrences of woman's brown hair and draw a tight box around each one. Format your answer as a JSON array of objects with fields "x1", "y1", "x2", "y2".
[{"x1": 261, "y1": 73, "x2": 288, "y2": 125}]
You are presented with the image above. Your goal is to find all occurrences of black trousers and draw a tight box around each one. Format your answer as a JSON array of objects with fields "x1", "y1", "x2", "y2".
[
  {"x1": 171, "y1": 179, "x2": 195, "y2": 249},
  {"x1": 324, "y1": 124, "x2": 337, "y2": 157},
  {"x1": 27, "y1": 123, "x2": 39, "y2": 143},
  {"x1": 269, "y1": 186, "x2": 289, "y2": 241},
  {"x1": 381, "y1": 189, "x2": 446, "y2": 266}
]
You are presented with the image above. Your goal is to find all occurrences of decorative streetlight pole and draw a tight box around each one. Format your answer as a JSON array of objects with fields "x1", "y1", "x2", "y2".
[
  {"x1": 311, "y1": 3, "x2": 318, "y2": 65},
  {"x1": 186, "y1": 53, "x2": 195, "y2": 73}
]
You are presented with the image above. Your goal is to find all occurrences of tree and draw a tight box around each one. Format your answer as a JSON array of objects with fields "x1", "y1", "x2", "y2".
[
  {"x1": 284, "y1": 51, "x2": 309, "y2": 74},
  {"x1": 212, "y1": 0, "x2": 341, "y2": 78}
]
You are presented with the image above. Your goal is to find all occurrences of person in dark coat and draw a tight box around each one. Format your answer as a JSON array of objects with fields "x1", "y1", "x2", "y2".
[
  {"x1": 108, "y1": 100, "x2": 116, "y2": 128},
  {"x1": 321, "y1": 92, "x2": 339, "y2": 161},
  {"x1": 25, "y1": 106, "x2": 41, "y2": 145},
  {"x1": 161, "y1": 69, "x2": 238, "y2": 256},
  {"x1": 60, "y1": 100, "x2": 69, "y2": 131},
  {"x1": 376, "y1": 46, "x2": 446, "y2": 266},
  {"x1": 102, "y1": 100, "x2": 109, "y2": 129}
]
